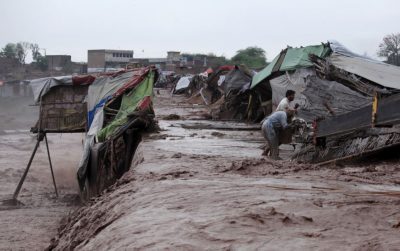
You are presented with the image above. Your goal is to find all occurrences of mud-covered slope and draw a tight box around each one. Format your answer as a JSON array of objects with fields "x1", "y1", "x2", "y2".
[{"x1": 48, "y1": 90, "x2": 400, "y2": 250}]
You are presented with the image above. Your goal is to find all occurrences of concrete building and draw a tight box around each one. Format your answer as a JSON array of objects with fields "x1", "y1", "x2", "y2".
[
  {"x1": 167, "y1": 51, "x2": 181, "y2": 62},
  {"x1": 88, "y1": 49, "x2": 134, "y2": 73},
  {"x1": 46, "y1": 55, "x2": 71, "y2": 71},
  {"x1": 128, "y1": 50, "x2": 227, "y2": 74},
  {"x1": 129, "y1": 58, "x2": 167, "y2": 69}
]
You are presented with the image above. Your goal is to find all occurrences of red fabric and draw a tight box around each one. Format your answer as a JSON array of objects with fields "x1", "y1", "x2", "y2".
[
  {"x1": 217, "y1": 65, "x2": 235, "y2": 72},
  {"x1": 72, "y1": 75, "x2": 96, "y2": 85},
  {"x1": 137, "y1": 96, "x2": 152, "y2": 111}
]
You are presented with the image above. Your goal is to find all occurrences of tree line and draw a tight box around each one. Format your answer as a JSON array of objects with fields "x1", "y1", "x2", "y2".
[
  {"x1": 1, "y1": 33, "x2": 399, "y2": 73},
  {"x1": 0, "y1": 42, "x2": 48, "y2": 70}
]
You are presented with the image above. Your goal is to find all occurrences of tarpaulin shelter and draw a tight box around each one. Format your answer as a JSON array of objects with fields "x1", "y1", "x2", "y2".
[
  {"x1": 199, "y1": 65, "x2": 235, "y2": 104},
  {"x1": 31, "y1": 75, "x2": 96, "y2": 103},
  {"x1": 28, "y1": 67, "x2": 158, "y2": 199},
  {"x1": 78, "y1": 67, "x2": 157, "y2": 198},
  {"x1": 219, "y1": 65, "x2": 253, "y2": 94},
  {"x1": 210, "y1": 65, "x2": 256, "y2": 120},
  {"x1": 248, "y1": 41, "x2": 400, "y2": 122},
  {"x1": 268, "y1": 68, "x2": 371, "y2": 122},
  {"x1": 248, "y1": 41, "x2": 400, "y2": 164},
  {"x1": 173, "y1": 75, "x2": 193, "y2": 94}
]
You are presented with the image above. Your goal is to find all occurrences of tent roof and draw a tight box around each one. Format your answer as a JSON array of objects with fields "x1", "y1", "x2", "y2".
[
  {"x1": 251, "y1": 44, "x2": 330, "y2": 89},
  {"x1": 329, "y1": 53, "x2": 400, "y2": 90},
  {"x1": 220, "y1": 65, "x2": 253, "y2": 93}
]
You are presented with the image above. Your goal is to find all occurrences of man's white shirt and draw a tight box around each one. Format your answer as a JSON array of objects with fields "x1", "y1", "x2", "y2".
[{"x1": 276, "y1": 97, "x2": 292, "y2": 111}]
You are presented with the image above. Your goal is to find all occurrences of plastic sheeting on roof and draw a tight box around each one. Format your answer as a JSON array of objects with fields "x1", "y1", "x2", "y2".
[
  {"x1": 220, "y1": 67, "x2": 252, "y2": 94},
  {"x1": 86, "y1": 71, "x2": 140, "y2": 128},
  {"x1": 251, "y1": 44, "x2": 330, "y2": 89},
  {"x1": 250, "y1": 54, "x2": 280, "y2": 89},
  {"x1": 97, "y1": 71, "x2": 154, "y2": 141},
  {"x1": 174, "y1": 76, "x2": 192, "y2": 92},
  {"x1": 329, "y1": 52, "x2": 400, "y2": 90},
  {"x1": 30, "y1": 76, "x2": 72, "y2": 102},
  {"x1": 269, "y1": 69, "x2": 372, "y2": 122},
  {"x1": 280, "y1": 45, "x2": 330, "y2": 71}
]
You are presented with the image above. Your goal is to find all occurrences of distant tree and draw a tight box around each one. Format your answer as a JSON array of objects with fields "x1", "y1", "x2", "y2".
[
  {"x1": 231, "y1": 46, "x2": 267, "y2": 69},
  {"x1": 35, "y1": 55, "x2": 48, "y2": 71},
  {"x1": 378, "y1": 33, "x2": 400, "y2": 66},
  {"x1": 30, "y1": 43, "x2": 41, "y2": 61},
  {"x1": 16, "y1": 42, "x2": 30, "y2": 65},
  {"x1": 0, "y1": 43, "x2": 17, "y2": 59}
]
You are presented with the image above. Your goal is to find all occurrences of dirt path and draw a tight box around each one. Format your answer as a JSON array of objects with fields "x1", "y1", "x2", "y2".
[{"x1": 48, "y1": 89, "x2": 400, "y2": 251}]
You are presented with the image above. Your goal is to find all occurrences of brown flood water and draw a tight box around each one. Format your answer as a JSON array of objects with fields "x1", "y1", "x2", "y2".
[
  {"x1": 49, "y1": 89, "x2": 400, "y2": 251},
  {"x1": 1, "y1": 89, "x2": 400, "y2": 250},
  {"x1": 0, "y1": 94, "x2": 81, "y2": 250}
]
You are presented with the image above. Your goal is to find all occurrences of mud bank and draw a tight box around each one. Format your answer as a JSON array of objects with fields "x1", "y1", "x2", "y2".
[{"x1": 48, "y1": 89, "x2": 400, "y2": 250}]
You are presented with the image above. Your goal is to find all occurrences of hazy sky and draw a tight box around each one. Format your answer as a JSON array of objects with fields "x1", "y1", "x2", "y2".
[{"x1": 1, "y1": 0, "x2": 399, "y2": 62}]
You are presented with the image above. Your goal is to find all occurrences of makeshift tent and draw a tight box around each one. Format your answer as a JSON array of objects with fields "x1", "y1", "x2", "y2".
[
  {"x1": 173, "y1": 76, "x2": 193, "y2": 93},
  {"x1": 207, "y1": 65, "x2": 235, "y2": 89},
  {"x1": 29, "y1": 67, "x2": 158, "y2": 197},
  {"x1": 219, "y1": 65, "x2": 253, "y2": 94},
  {"x1": 77, "y1": 67, "x2": 156, "y2": 191},
  {"x1": 30, "y1": 75, "x2": 96, "y2": 103},
  {"x1": 97, "y1": 71, "x2": 154, "y2": 141},
  {"x1": 269, "y1": 68, "x2": 372, "y2": 122},
  {"x1": 248, "y1": 41, "x2": 400, "y2": 122},
  {"x1": 209, "y1": 65, "x2": 256, "y2": 120}
]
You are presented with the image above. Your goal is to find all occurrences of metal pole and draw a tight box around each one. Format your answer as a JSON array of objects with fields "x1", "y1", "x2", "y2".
[
  {"x1": 13, "y1": 139, "x2": 41, "y2": 200},
  {"x1": 45, "y1": 134, "x2": 58, "y2": 197}
]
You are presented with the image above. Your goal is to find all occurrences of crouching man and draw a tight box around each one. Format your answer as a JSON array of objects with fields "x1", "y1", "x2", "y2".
[{"x1": 261, "y1": 110, "x2": 295, "y2": 160}]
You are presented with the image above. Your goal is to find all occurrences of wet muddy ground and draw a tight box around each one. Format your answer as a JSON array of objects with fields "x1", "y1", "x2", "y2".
[{"x1": 47, "y1": 89, "x2": 400, "y2": 251}]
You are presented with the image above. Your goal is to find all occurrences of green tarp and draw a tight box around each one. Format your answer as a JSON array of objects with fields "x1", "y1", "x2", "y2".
[
  {"x1": 97, "y1": 71, "x2": 154, "y2": 141},
  {"x1": 251, "y1": 44, "x2": 331, "y2": 89},
  {"x1": 250, "y1": 54, "x2": 280, "y2": 89}
]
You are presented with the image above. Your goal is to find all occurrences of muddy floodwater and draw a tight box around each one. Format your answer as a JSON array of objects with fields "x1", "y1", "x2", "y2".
[
  {"x1": 2, "y1": 89, "x2": 400, "y2": 250},
  {"x1": 0, "y1": 93, "x2": 81, "y2": 250}
]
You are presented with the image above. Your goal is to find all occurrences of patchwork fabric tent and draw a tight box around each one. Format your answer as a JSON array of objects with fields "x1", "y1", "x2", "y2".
[
  {"x1": 78, "y1": 67, "x2": 156, "y2": 191},
  {"x1": 29, "y1": 67, "x2": 158, "y2": 196}
]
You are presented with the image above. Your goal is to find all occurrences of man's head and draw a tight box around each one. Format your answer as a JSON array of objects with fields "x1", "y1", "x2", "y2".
[{"x1": 286, "y1": 90, "x2": 296, "y2": 102}]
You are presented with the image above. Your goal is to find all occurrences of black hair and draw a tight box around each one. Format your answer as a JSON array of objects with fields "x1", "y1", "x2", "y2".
[{"x1": 286, "y1": 90, "x2": 295, "y2": 97}]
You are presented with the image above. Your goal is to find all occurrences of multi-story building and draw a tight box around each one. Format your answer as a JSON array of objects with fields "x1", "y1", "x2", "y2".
[{"x1": 87, "y1": 49, "x2": 134, "y2": 73}]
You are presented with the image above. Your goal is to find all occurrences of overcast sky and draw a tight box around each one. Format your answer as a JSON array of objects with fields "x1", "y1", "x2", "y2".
[{"x1": 1, "y1": 0, "x2": 399, "y2": 62}]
